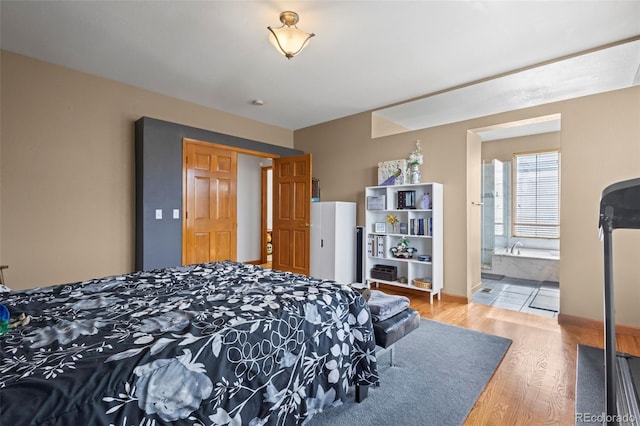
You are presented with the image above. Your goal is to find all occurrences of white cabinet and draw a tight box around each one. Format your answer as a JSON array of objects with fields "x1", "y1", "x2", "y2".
[
  {"x1": 311, "y1": 202, "x2": 356, "y2": 284},
  {"x1": 364, "y1": 183, "x2": 443, "y2": 303}
]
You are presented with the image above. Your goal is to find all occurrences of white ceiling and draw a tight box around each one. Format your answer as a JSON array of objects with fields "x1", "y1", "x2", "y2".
[{"x1": 1, "y1": 1, "x2": 639, "y2": 131}]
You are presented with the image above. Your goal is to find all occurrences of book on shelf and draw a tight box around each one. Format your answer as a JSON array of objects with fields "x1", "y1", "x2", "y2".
[
  {"x1": 367, "y1": 234, "x2": 386, "y2": 257},
  {"x1": 376, "y1": 235, "x2": 385, "y2": 257},
  {"x1": 407, "y1": 217, "x2": 433, "y2": 236}
]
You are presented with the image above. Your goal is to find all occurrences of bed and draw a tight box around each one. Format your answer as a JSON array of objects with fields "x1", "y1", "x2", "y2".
[{"x1": 0, "y1": 261, "x2": 379, "y2": 425}]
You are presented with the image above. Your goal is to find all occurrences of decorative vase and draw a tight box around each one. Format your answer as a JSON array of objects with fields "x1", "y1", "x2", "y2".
[{"x1": 410, "y1": 164, "x2": 421, "y2": 184}]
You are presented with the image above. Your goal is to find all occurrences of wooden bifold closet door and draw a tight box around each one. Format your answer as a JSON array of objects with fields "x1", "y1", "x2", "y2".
[{"x1": 183, "y1": 140, "x2": 237, "y2": 265}]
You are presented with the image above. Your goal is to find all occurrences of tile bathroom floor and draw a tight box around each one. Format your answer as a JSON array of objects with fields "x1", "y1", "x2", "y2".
[{"x1": 471, "y1": 275, "x2": 560, "y2": 318}]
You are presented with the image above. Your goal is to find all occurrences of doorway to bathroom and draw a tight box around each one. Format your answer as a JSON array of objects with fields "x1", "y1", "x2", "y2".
[{"x1": 471, "y1": 115, "x2": 561, "y2": 318}]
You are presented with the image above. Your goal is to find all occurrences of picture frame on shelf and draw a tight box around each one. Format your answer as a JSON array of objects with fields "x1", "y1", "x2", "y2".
[
  {"x1": 374, "y1": 222, "x2": 386, "y2": 233},
  {"x1": 377, "y1": 159, "x2": 407, "y2": 186}
]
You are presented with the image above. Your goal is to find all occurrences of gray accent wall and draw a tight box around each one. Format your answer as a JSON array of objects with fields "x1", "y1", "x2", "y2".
[{"x1": 135, "y1": 116, "x2": 302, "y2": 271}]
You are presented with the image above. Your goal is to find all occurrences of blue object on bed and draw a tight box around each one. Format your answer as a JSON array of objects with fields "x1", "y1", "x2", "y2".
[
  {"x1": 0, "y1": 303, "x2": 8, "y2": 321},
  {"x1": 0, "y1": 261, "x2": 378, "y2": 425}
]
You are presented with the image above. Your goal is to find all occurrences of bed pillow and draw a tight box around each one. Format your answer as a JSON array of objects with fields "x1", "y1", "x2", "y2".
[{"x1": 0, "y1": 285, "x2": 11, "y2": 293}]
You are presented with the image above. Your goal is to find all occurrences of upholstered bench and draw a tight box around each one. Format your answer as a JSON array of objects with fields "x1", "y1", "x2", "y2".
[
  {"x1": 373, "y1": 307, "x2": 420, "y2": 366},
  {"x1": 355, "y1": 295, "x2": 420, "y2": 402}
]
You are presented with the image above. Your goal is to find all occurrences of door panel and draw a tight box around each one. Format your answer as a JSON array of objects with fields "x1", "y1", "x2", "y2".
[
  {"x1": 279, "y1": 183, "x2": 292, "y2": 219},
  {"x1": 214, "y1": 231, "x2": 231, "y2": 261},
  {"x1": 183, "y1": 141, "x2": 237, "y2": 265},
  {"x1": 194, "y1": 177, "x2": 211, "y2": 219},
  {"x1": 293, "y1": 229, "x2": 307, "y2": 270},
  {"x1": 294, "y1": 182, "x2": 308, "y2": 220},
  {"x1": 194, "y1": 233, "x2": 211, "y2": 264},
  {"x1": 216, "y1": 178, "x2": 232, "y2": 220},
  {"x1": 194, "y1": 153, "x2": 211, "y2": 170},
  {"x1": 275, "y1": 229, "x2": 292, "y2": 269},
  {"x1": 272, "y1": 154, "x2": 312, "y2": 275}
]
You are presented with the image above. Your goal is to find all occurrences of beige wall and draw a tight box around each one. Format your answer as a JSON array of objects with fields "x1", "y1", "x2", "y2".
[
  {"x1": 0, "y1": 51, "x2": 293, "y2": 289},
  {"x1": 560, "y1": 90, "x2": 639, "y2": 327},
  {"x1": 295, "y1": 86, "x2": 640, "y2": 327},
  {"x1": 481, "y1": 131, "x2": 561, "y2": 163}
]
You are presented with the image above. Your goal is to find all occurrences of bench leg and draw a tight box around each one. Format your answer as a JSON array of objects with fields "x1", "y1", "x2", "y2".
[
  {"x1": 355, "y1": 384, "x2": 369, "y2": 402},
  {"x1": 376, "y1": 344, "x2": 396, "y2": 367}
]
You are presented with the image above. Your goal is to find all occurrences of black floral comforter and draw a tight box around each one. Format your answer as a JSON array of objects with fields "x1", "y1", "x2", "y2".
[{"x1": 0, "y1": 261, "x2": 378, "y2": 425}]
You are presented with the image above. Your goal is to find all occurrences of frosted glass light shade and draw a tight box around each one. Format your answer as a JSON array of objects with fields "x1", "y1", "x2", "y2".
[{"x1": 267, "y1": 11, "x2": 315, "y2": 59}]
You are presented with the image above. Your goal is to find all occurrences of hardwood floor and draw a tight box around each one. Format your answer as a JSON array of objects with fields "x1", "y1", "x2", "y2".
[{"x1": 377, "y1": 284, "x2": 640, "y2": 426}]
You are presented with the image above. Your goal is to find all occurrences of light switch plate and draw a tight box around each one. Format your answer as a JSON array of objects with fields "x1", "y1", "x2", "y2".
[
  {"x1": 173, "y1": 209, "x2": 180, "y2": 219},
  {"x1": 155, "y1": 209, "x2": 162, "y2": 219}
]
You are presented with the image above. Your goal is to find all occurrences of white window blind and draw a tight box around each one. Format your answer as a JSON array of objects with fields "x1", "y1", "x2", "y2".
[{"x1": 513, "y1": 150, "x2": 560, "y2": 238}]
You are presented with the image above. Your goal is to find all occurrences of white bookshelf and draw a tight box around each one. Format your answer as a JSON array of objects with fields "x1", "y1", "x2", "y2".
[{"x1": 364, "y1": 182, "x2": 443, "y2": 303}]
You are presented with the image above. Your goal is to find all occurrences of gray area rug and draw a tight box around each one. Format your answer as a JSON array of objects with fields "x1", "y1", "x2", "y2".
[
  {"x1": 576, "y1": 344, "x2": 605, "y2": 425},
  {"x1": 306, "y1": 318, "x2": 512, "y2": 426},
  {"x1": 576, "y1": 344, "x2": 640, "y2": 425}
]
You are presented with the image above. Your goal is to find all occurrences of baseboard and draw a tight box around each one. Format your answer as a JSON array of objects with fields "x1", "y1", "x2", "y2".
[
  {"x1": 558, "y1": 313, "x2": 640, "y2": 337},
  {"x1": 617, "y1": 323, "x2": 640, "y2": 337},
  {"x1": 442, "y1": 292, "x2": 468, "y2": 304},
  {"x1": 244, "y1": 259, "x2": 261, "y2": 265}
]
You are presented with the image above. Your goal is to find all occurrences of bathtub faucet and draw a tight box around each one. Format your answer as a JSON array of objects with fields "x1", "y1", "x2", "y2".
[{"x1": 510, "y1": 242, "x2": 523, "y2": 254}]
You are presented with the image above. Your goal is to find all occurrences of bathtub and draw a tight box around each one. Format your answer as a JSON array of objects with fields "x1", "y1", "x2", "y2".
[
  {"x1": 499, "y1": 248, "x2": 559, "y2": 260},
  {"x1": 487, "y1": 247, "x2": 560, "y2": 282}
]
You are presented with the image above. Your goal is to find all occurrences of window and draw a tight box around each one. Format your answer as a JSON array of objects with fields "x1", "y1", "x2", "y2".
[{"x1": 513, "y1": 150, "x2": 560, "y2": 238}]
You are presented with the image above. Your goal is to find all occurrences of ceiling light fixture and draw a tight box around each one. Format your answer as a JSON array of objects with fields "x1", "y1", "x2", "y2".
[{"x1": 267, "y1": 11, "x2": 315, "y2": 59}]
